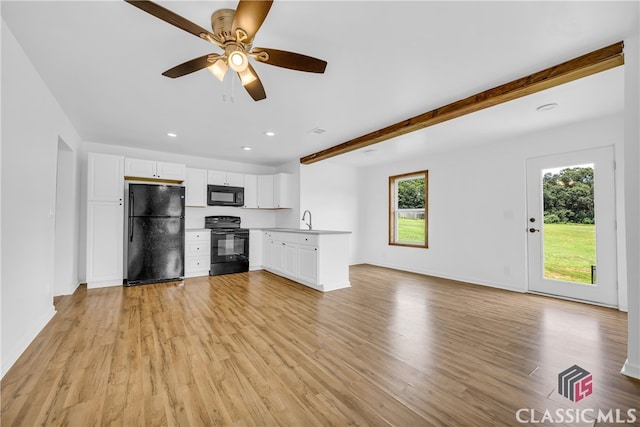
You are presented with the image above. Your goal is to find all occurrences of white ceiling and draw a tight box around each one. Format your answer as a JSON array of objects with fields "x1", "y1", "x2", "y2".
[{"x1": 2, "y1": 1, "x2": 637, "y2": 167}]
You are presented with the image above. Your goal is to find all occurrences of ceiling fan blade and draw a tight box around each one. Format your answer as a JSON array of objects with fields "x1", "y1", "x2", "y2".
[
  {"x1": 252, "y1": 47, "x2": 327, "y2": 73},
  {"x1": 125, "y1": 1, "x2": 214, "y2": 40},
  {"x1": 162, "y1": 54, "x2": 220, "y2": 78},
  {"x1": 232, "y1": 0, "x2": 274, "y2": 42},
  {"x1": 242, "y1": 63, "x2": 266, "y2": 101}
]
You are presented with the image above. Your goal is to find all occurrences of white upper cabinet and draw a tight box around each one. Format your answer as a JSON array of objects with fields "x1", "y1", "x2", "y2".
[
  {"x1": 87, "y1": 153, "x2": 124, "y2": 202},
  {"x1": 156, "y1": 161, "x2": 186, "y2": 181},
  {"x1": 252, "y1": 173, "x2": 292, "y2": 209},
  {"x1": 208, "y1": 170, "x2": 244, "y2": 187},
  {"x1": 243, "y1": 174, "x2": 258, "y2": 208},
  {"x1": 257, "y1": 175, "x2": 274, "y2": 208},
  {"x1": 185, "y1": 168, "x2": 207, "y2": 207},
  {"x1": 124, "y1": 158, "x2": 185, "y2": 181},
  {"x1": 274, "y1": 173, "x2": 292, "y2": 209}
]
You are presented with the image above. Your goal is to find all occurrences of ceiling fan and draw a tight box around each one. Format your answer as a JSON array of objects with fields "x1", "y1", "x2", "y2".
[{"x1": 125, "y1": 0, "x2": 328, "y2": 101}]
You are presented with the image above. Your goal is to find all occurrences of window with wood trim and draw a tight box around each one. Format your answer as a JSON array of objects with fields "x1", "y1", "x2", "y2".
[{"x1": 389, "y1": 170, "x2": 428, "y2": 248}]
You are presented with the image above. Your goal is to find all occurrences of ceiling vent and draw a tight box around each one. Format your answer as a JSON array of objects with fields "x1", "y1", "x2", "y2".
[{"x1": 308, "y1": 127, "x2": 326, "y2": 135}]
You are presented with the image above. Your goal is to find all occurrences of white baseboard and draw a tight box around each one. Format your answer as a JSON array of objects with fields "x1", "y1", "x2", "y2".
[
  {"x1": 364, "y1": 261, "x2": 525, "y2": 293},
  {"x1": 87, "y1": 279, "x2": 123, "y2": 289},
  {"x1": 1, "y1": 306, "x2": 56, "y2": 379},
  {"x1": 621, "y1": 358, "x2": 640, "y2": 380}
]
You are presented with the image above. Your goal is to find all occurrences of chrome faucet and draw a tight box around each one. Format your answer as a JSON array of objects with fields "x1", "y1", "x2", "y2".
[{"x1": 302, "y1": 210, "x2": 312, "y2": 230}]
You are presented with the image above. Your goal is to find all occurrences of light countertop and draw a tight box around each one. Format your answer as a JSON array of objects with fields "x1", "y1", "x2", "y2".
[{"x1": 256, "y1": 228, "x2": 352, "y2": 235}]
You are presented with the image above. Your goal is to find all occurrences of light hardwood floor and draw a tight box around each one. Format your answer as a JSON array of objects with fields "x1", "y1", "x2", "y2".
[{"x1": 2, "y1": 265, "x2": 639, "y2": 426}]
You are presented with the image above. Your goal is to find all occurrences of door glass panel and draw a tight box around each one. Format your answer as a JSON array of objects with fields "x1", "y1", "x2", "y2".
[{"x1": 542, "y1": 164, "x2": 596, "y2": 285}]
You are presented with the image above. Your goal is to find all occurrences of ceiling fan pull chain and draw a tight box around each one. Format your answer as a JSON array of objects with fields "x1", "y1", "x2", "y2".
[{"x1": 230, "y1": 71, "x2": 236, "y2": 103}]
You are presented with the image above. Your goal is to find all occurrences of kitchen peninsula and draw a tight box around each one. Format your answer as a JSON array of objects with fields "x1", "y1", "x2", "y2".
[{"x1": 254, "y1": 228, "x2": 351, "y2": 292}]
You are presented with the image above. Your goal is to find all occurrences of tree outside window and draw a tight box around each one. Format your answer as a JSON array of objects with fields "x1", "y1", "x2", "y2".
[{"x1": 389, "y1": 170, "x2": 428, "y2": 247}]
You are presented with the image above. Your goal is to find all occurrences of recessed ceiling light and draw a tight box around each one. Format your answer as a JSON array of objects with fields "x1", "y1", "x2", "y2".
[
  {"x1": 167, "y1": 132, "x2": 177, "y2": 137},
  {"x1": 363, "y1": 149, "x2": 377, "y2": 154},
  {"x1": 536, "y1": 103, "x2": 558, "y2": 112},
  {"x1": 264, "y1": 131, "x2": 275, "y2": 137},
  {"x1": 242, "y1": 146, "x2": 252, "y2": 151}
]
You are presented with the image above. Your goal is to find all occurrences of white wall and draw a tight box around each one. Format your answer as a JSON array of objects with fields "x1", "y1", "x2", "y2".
[
  {"x1": 300, "y1": 161, "x2": 362, "y2": 265},
  {"x1": 358, "y1": 115, "x2": 626, "y2": 296},
  {"x1": 54, "y1": 138, "x2": 79, "y2": 295},
  {"x1": 622, "y1": 32, "x2": 640, "y2": 379},
  {"x1": 1, "y1": 21, "x2": 82, "y2": 377}
]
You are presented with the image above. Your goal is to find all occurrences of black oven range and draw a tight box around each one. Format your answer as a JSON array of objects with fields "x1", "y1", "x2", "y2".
[
  {"x1": 204, "y1": 215, "x2": 249, "y2": 276},
  {"x1": 205, "y1": 216, "x2": 249, "y2": 276}
]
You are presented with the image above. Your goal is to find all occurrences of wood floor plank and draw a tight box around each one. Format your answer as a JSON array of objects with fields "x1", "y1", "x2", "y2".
[{"x1": 2, "y1": 264, "x2": 639, "y2": 425}]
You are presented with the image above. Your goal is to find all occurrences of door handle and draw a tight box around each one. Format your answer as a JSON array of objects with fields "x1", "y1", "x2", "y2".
[
  {"x1": 529, "y1": 228, "x2": 540, "y2": 233},
  {"x1": 129, "y1": 192, "x2": 134, "y2": 242}
]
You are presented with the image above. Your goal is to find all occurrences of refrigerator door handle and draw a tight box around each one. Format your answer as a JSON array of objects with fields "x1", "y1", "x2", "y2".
[{"x1": 129, "y1": 192, "x2": 134, "y2": 242}]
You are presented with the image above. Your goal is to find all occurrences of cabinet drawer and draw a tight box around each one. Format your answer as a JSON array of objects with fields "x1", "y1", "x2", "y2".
[
  {"x1": 297, "y1": 233, "x2": 319, "y2": 246},
  {"x1": 186, "y1": 257, "x2": 210, "y2": 271},
  {"x1": 186, "y1": 230, "x2": 210, "y2": 242},
  {"x1": 274, "y1": 232, "x2": 298, "y2": 244},
  {"x1": 186, "y1": 242, "x2": 210, "y2": 257}
]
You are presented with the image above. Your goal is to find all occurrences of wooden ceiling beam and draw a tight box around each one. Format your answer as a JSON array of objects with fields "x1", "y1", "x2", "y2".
[{"x1": 300, "y1": 41, "x2": 624, "y2": 165}]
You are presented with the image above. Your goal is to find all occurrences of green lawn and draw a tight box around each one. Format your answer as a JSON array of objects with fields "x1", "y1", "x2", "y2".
[
  {"x1": 398, "y1": 217, "x2": 425, "y2": 244},
  {"x1": 543, "y1": 223, "x2": 596, "y2": 284}
]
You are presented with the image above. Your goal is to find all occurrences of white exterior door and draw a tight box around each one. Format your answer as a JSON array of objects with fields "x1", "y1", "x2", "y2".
[{"x1": 526, "y1": 147, "x2": 617, "y2": 307}]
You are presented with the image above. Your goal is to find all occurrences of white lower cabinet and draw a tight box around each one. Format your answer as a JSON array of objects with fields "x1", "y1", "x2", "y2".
[
  {"x1": 261, "y1": 230, "x2": 350, "y2": 292},
  {"x1": 185, "y1": 230, "x2": 210, "y2": 278},
  {"x1": 297, "y1": 245, "x2": 318, "y2": 284},
  {"x1": 86, "y1": 201, "x2": 124, "y2": 288},
  {"x1": 283, "y1": 242, "x2": 298, "y2": 277},
  {"x1": 249, "y1": 230, "x2": 263, "y2": 270},
  {"x1": 271, "y1": 239, "x2": 285, "y2": 272},
  {"x1": 262, "y1": 232, "x2": 273, "y2": 269}
]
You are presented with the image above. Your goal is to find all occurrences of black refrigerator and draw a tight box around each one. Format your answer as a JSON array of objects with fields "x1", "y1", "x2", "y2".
[{"x1": 126, "y1": 184, "x2": 185, "y2": 286}]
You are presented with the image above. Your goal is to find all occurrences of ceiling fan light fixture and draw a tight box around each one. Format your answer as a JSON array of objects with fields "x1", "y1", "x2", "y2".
[
  {"x1": 207, "y1": 59, "x2": 228, "y2": 81},
  {"x1": 227, "y1": 47, "x2": 249, "y2": 72},
  {"x1": 238, "y1": 67, "x2": 257, "y2": 86}
]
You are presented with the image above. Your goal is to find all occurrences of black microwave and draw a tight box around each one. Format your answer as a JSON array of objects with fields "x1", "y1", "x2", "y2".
[{"x1": 207, "y1": 185, "x2": 244, "y2": 207}]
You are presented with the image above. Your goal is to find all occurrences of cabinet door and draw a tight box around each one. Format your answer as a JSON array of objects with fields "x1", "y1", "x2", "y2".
[
  {"x1": 283, "y1": 243, "x2": 298, "y2": 277},
  {"x1": 298, "y1": 245, "x2": 318, "y2": 284},
  {"x1": 262, "y1": 233, "x2": 272, "y2": 268},
  {"x1": 271, "y1": 240, "x2": 285, "y2": 272},
  {"x1": 226, "y1": 172, "x2": 244, "y2": 187},
  {"x1": 274, "y1": 173, "x2": 292, "y2": 208},
  {"x1": 207, "y1": 170, "x2": 227, "y2": 185},
  {"x1": 243, "y1": 174, "x2": 258, "y2": 208},
  {"x1": 86, "y1": 201, "x2": 124, "y2": 284},
  {"x1": 186, "y1": 168, "x2": 207, "y2": 207},
  {"x1": 125, "y1": 158, "x2": 156, "y2": 179},
  {"x1": 257, "y1": 175, "x2": 274, "y2": 208},
  {"x1": 88, "y1": 153, "x2": 123, "y2": 202},
  {"x1": 156, "y1": 161, "x2": 186, "y2": 181},
  {"x1": 249, "y1": 230, "x2": 263, "y2": 269}
]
